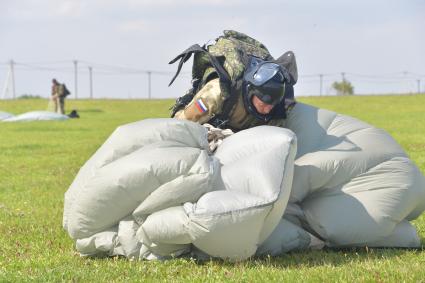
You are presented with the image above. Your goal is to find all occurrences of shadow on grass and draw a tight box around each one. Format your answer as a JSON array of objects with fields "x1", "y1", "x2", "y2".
[
  {"x1": 192, "y1": 247, "x2": 424, "y2": 269},
  {"x1": 82, "y1": 246, "x2": 424, "y2": 270}
]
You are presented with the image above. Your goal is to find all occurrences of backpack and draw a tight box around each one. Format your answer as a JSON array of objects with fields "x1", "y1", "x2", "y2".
[
  {"x1": 168, "y1": 30, "x2": 275, "y2": 126},
  {"x1": 67, "y1": 109, "x2": 80, "y2": 118},
  {"x1": 62, "y1": 84, "x2": 71, "y2": 97}
]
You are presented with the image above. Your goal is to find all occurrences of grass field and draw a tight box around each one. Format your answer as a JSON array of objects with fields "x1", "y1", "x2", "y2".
[{"x1": 1, "y1": 95, "x2": 425, "y2": 282}]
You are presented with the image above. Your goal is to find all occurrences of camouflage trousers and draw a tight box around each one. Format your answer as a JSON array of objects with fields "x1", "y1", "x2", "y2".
[{"x1": 54, "y1": 97, "x2": 65, "y2": 115}]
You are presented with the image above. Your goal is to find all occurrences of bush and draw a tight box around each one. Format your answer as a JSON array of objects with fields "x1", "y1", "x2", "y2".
[{"x1": 18, "y1": 94, "x2": 43, "y2": 99}]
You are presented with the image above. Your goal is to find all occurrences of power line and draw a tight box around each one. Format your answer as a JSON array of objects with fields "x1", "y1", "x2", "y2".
[
  {"x1": 16, "y1": 60, "x2": 74, "y2": 65},
  {"x1": 347, "y1": 72, "x2": 424, "y2": 80},
  {"x1": 2, "y1": 59, "x2": 190, "y2": 75},
  {"x1": 299, "y1": 73, "x2": 339, "y2": 78},
  {"x1": 14, "y1": 62, "x2": 73, "y2": 72},
  {"x1": 79, "y1": 60, "x2": 178, "y2": 75},
  {"x1": 2, "y1": 58, "x2": 423, "y2": 98}
]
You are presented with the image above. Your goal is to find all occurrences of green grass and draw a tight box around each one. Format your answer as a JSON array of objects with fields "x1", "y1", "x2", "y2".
[{"x1": 1, "y1": 95, "x2": 425, "y2": 282}]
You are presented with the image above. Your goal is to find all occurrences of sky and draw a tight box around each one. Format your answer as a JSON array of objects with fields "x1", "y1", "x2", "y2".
[{"x1": 0, "y1": 0, "x2": 424, "y2": 99}]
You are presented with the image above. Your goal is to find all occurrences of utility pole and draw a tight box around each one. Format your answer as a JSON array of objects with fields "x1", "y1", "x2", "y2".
[
  {"x1": 10, "y1": 60, "x2": 16, "y2": 99},
  {"x1": 341, "y1": 72, "x2": 346, "y2": 82},
  {"x1": 319, "y1": 74, "x2": 323, "y2": 96},
  {"x1": 1, "y1": 72, "x2": 7, "y2": 99},
  {"x1": 1, "y1": 65, "x2": 10, "y2": 99},
  {"x1": 89, "y1": 66, "x2": 93, "y2": 99},
  {"x1": 147, "y1": 71, "x2": 152, "y2": 99},
  {"x1": 73, "y1": 60, "x2": 78, "y2": 99},
  {"x1": 418, "y1": 79, "x2": 421, "y2": 94}
]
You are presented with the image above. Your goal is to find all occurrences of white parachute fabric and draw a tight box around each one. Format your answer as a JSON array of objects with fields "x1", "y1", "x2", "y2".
[
  {"x1": 3, "y1": 111, "x2": 68, "y2": 122},
  {"x1": 278, "y1": 103, "x2": 425, "y2": 249},
  {"x1": 63, "y1": 103, "x2": 425, "y2": 260},
  {"x1": 63, "y1": 118, "x2": 297, "y2": 261},
  {"x1": 0, "y1": 111, "x2": 14, "y2": 120}
]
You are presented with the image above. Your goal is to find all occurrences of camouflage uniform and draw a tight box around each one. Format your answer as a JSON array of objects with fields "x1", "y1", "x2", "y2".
[
  {"x1": 52, "y1": 83, "x2": 66, "y2": 114},
  {"x1": 174, "y1": 78, "x2": 287, "y2": 131},
  {"x1": 170, "y1": 30, "x2": 297, "y2": 131}
]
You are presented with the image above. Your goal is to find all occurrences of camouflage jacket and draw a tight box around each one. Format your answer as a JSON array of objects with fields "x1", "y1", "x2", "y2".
[
  {"x1": 174, "y1": 78, "x2": 287, "y2": 131},
  {"x1": 52, "y1": 84, "x2": 65, "y2": 98}
]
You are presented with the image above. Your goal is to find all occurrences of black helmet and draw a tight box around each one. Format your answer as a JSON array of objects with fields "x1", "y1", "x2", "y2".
[{"x1": 242, "y1": 56, "x2": 291, "y2": 119}]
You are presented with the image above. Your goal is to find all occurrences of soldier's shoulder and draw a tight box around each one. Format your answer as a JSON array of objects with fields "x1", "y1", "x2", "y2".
[
  {"x1": 196, "y1": 78, "x2": 222, "y2": 99},
  {"x1": 203, "y1": 78, "x2": 221, "y2": 90}
]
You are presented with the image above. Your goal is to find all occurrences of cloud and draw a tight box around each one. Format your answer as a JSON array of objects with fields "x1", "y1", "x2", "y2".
[
  {"x1": 117, "y1": 19, "x2": 148, "y2": 32},
  {"x1": 125, "y1": 0, "x2": 243, "y2": 7},
  {"x1": 56, "y1": 1, "x2": 87, "y2": 17},
  {"x1": 1, "y1": 0, "x2": 424, "y2": 98},
  {"x1": 2, "y1": 0, "x2": 87, "y2": 21}
]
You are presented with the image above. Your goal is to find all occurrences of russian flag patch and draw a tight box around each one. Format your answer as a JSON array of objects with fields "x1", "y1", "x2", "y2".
[{"x1": 195, "y1": 99, "x2": 208, "y2": 113}]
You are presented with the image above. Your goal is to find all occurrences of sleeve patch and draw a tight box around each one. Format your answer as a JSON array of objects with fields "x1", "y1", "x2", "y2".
[
  {"x1": 183, "y1": 98, "x2": 209, "y2": 121},
  {"x1": 195, "y1": 99, "x2": 208, "y2": 113}
]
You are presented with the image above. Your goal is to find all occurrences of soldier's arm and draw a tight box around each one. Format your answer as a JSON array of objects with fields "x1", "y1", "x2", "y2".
[
  {"x1": 52, "y1": 86, "x2": 57, "y2": 96},
  {"x1": 58, "y1": 85, "x2": 65, "y2": 97},
  {"x1": 174, "y1": 78, "x2": 224, "y2": 124}
]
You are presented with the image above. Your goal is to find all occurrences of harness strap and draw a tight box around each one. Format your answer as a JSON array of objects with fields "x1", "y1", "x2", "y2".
[
  {"x1": 168, "y1": 44, "x2": 231, "y2": 87},
  {"x1": 169, "y1": 44, "x2": 239, "y2": 129},
  {"x1": 207, "y1": 79, "x2": 242, "y2": 130}
]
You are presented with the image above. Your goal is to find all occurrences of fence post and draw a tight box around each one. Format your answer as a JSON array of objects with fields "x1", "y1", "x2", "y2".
[
  {"x1": 73, "y1": 60, "x2": 78, "y2": 99},
  {"x1": 89, "y1": 66, "x2": 93, "y2": 99},
  {"x1": 147, "y1": 71, "x2": 152, "y2": 99},
  {"x1": 10, "y1": 60, "x2": 16, "y2": 99},
  {"x1": 319, "y1": 74, "x2": 323, "y2": 96}
]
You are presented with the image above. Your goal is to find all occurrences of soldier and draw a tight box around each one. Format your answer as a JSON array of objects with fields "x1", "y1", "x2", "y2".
[
  {"x1": 170, "y1": 31, "x2": 298, "y2": 132},
  {"x1": 51, "y1": 78, "x2": 66, "y2": 114}
]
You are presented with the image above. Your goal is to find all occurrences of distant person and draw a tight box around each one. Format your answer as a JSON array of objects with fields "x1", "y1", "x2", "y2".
[{"x1": 51, "y1": 78, "x2": 70, "y2": 115}]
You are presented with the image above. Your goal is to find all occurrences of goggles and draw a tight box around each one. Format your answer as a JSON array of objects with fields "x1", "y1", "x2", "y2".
[{"x1": 244, "y1": 56, "x2": 290, "y2": 87}]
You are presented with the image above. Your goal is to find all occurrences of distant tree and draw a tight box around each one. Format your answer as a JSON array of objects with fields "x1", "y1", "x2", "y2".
[
  {"x1": 18, "y1": 94, "x2": 42, "y2": 99},
  {"x1": 332, "y1": 80, "x2": 354, "y2": 96}
]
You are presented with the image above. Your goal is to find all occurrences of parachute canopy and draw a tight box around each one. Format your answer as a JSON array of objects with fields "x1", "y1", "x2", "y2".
[{"x1": 63, "y1": 103, "x2": 425, "y2": 261}]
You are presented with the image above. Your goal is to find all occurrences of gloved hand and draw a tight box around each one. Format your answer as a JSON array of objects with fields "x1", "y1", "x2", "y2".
[{"x1": 203, "y1": 123, "x2": 234, "y2": 152}]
